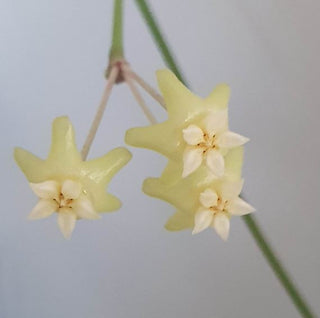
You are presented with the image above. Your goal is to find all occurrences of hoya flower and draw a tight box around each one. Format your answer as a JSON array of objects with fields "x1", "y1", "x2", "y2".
[
  {"x1": 192, "y1": 180, "x2": 255, "y2": 240},
  {"x1": 28, "y1": 179, "x2": 100, "y2": 238},
  {"x1": 14, "y1": 116, "x2": 132, "y2": 238},
  {"x1": 142, "y1": 147, "x2": 250, "y2": 239},
  {"x1": 182, "y1": 110, "x2": 248, "y2": 177},
  {"x1": 126, "y1": 69, "x2": 248, "y2": 179}
]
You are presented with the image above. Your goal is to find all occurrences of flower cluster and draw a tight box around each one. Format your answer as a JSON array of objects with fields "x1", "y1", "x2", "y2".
[
  {"x1": 14, "y1": 70, "x2": 254, "y2": 241},
  {"x1": 14, "y1": 117, "x2": 131, "y2": 238},
  {"x1": 126, "y1": 69, "x2": 254, "y2": 240}
]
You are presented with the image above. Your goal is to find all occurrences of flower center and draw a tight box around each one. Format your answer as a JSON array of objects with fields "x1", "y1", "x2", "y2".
[
  {"x1": 197, "y1": 132, "x2": 218, "y2": 154},
  {"x1": 209, "y1": 198, "x2": 228, "y2": 215},
  {"x1": 54, "y1": 192, "x2": 74, "y2": 210}
]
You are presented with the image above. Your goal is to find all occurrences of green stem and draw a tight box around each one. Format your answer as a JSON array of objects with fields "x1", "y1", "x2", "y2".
[
  {"x1": 134, "y1": 0, "x2": 186, "y2": 85},
  {"x1": 109, "y1": 0, "x2": 124, "y2": 61},
  {"x1": 134, "y1": 1, "x2": 316, "y2": 317},
  {"x1": 243, "y1": 214, "x2": 314, "y2": 318}
]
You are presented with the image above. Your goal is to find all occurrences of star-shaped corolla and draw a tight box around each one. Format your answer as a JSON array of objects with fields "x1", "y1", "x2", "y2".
[
  {"x1": 126, "y1": 69, "x2": 248, "y2": 178},
  {"x1": 182, "y1": 110, "x2": 248, "y2": 177},
  {"x1": 192, "y1": 181, "x2": 255, "y2": 240},
  {"x1": 142, "y1": 147, "x2": 252, "y2": 240},
  {"x1": 14, "y1": 116, "x2": 132, "y2": 238}
]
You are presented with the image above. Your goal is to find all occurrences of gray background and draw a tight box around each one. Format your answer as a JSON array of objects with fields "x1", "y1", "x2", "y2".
[{"x1": 1, "y1": 0, "x2": 319, "y2": 317}]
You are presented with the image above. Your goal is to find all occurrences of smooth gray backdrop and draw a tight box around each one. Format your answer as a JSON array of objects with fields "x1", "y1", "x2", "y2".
[{"x1": 1, "y1": 1, "x2": 319, "y2": 317}]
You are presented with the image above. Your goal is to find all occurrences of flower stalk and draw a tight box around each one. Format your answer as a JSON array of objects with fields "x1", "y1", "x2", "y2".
[
  {"x1": 123, "y1": 70, "x2": 157, "y2": 124},
  {"x1": 81, "y1": 66, "x2": 119, "y2": 159},
  {"x1": 123, "y1": 65, "x2": 166, "y2": 109},
  {"x1": 134, "y1": 1, "x2": 315, "y2": 317}
]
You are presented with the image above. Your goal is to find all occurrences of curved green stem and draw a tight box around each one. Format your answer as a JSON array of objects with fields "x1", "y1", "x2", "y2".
[
  {"x1": 134, "y1": 1, "x2": 316, "y2": 317},
  {"x1": 243, "y1": 214, "x2": 315, "y2": 318},
  {"x1": 109, "y1": 0, "x2": 124, "y2": 61},
  {"x1": 134, "y1": 0, "x2": 186, "y2": 85}
]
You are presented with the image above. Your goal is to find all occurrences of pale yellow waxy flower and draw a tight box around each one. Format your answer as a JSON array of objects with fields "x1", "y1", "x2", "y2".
[
  {"x1": 193, "y1": 180, "x2": 255, "y2": 240},
  {"x1": 143, "y1": 147, "x2": 250, "y2": 239},
  {"x1": 29, "y1": 179, "x2": 100, "y2": 238},
  {"x1": 182, "y1": 110, "x2": 248, "y2": 178},
  {"x1": 14, "y1": 116, "x2": 132, "y2": 238},
  {"x1": 126, "y1": 69, "x2": 253, "y2": 239},
  {"x1": 126, "y1": 69, "x2": 248, "y2": 179}
]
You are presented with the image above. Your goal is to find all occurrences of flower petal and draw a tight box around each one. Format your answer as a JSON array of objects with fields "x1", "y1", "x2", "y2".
[
  {"x1": 217, "y1": 131, "x2": 249, "y2": 148},
  {"x1": 199, "y1": 189, "x2": 218, "y2": 208},
  {"x1": 58, "y1": 210, "x2": 76, "y2": 239},
  {"x1": 74, "y1": 198, "x2": 100, "y2": 220},
  {"x1": 28, "y1": 199, "x2": 58, "y2": 220},
  {"x1": 182, "y1": 125, "x2": 204, "y2": 145},
  {"x1": 203, "y1": 110, "x2": 228, "y2": 136},
  {"x1": 206, "y1": 149, "x2": 224, "y2": 177},
  {"x1": 228, "y1": 197, "x2": 255, "y2": 216},
  {"x1": 165, "y1": 210, "x2": 194, "y2": 231},
  {"x1": 61, "y1": 179, "x2": 82, "y2": 200},
  {"x1": 182, "y1": 148, "x2": 203, "y2": 178},
  {"x1": 48, "y1": 117, "x2": 82, "y2": 165},
  {"x1": 192, "y1": 208, "x2": 213, "y2": 235},
  {"x1": 220, "y1": 180, "x2": 244, "y2": 200},
  {"x1": 205, "y1": 84, "x2": 230, "y2": 110},
  {"x1": 213, "y1": 213, "x2": 230, "y2": 241},
  {"x1": 30, "y1": 180, "x2": 60, "y2": 200}
]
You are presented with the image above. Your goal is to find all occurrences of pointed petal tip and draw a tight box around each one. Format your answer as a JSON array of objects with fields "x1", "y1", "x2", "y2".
[
  {"x1": 13, "y1": 147, "x2": 45, "y2": 182},
  {"x1": 30, "y1": 180, "x2": 60, "y2": 199},
  {"x1": 181, "y1": 169, "x2": 190, "y2": 178},
  {"x1": 13, "y1": 147, "x2": 34, "y2": 165},
  {"x1": 191, "y1": 225, "x2": 207, "y2": 235},
  {"x1": 217, "y1": 132, "x2": 249, "y2": 148},
  {"x1": 110, "y1": 199, "x2": 122, "y2": 211},
  {"x1": 217, "y1": 227, "x2": 229, "y2": 241},
  {"x1": 156, "y1": 69, "x2": 175, "y2": 82},
  {"x1": 210, "y1": 83, "x2": 231, "y2": 97},
  {"x1": 114, "y1": 146, "x2": 133, "y2": 163},
  {"x1": 51, "y1": 116, "x2": 73, "y2": 137},
  {"x1": 221, "y1": 234, "x2": 229, "y2": 242},
  {"x1": 214, "y1": 214, "x2": 230, "y2": 241},
  {"x1": 13, "y1": 147, "x2": 24, "y2": 165},
  {"x1": 182, "y1": 148, "x2": 203, "y2": 178},
  {"x1": 62, "y1": 232, "x2": 72, "y2": 240},
  {"x1": 13, "y1": 146, "x2": 21, "y2": 157},
  {"x1": 193, "y1": 208, "x2": 213, "y2": 235},
  {"x1": 164, "y1": 210, "x2": 194, "y2": 232},
  {"x1": 58, "y1": 212, "x2": 76, "y2": 239},
  {"x1": 156, "y1": 68, "x2": 193, "y2": 107},
  {"x1": 53, "y1": 115, "x2": 74, "y2": 132},
  {"x1": 142, "y1": 177, "x2": 163, "y2": 197},
  {"x1": 28, "y1": 199, "x2": 57, "y2": 220},
  {"x1": 105, "y1": 147, "x2": 132, "y2": 168},
  {"x1": 125, "y1": 127, "x2": 145, "y2": 147},
  {"x1": 74, "y1": 197, "x2": 102, "y2": 219},
  {"x1": 206, "y1": 83, "x2": 231, "y2": 108},
  {"x1": 228, "y1": 197, "x2": 255, "y2": 216},
  {"x1": 52, "y1": 116, "x2": 70, "y2": 126},
  {"x1": 206, "y1": 149, "x2": 225, "y2": 177}
]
